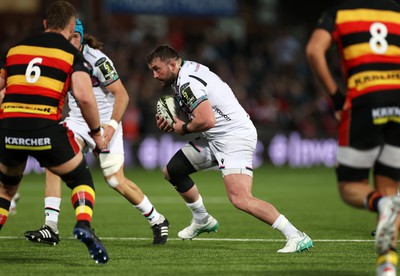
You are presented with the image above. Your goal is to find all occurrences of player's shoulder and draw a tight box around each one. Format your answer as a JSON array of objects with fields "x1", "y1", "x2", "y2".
[
  {"x1": 179, "y1": 61, "x2": 209, "y2": 83},
  {"x1": 19, "y1": 32, "x2": 76, "y2": 53},
  {"x1": 82, "y1": 44, "x2": 111, "y2": 66}
]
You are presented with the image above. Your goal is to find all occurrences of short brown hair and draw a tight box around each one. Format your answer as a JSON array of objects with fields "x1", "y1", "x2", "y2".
[
  {"x1": 83, "y1": 34, "x2": 103, "y2": 50},
  {"x1": 146, "y1": 44, "x2": 180, "y2": 64},
  {"x1": 45, "y1": 1, "x2": 77, "y2": 30}
]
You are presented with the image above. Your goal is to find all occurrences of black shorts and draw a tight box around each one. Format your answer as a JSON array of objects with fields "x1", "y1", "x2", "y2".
[
  {"x1": 0, "y1": 123, "x2": 80, "y2": 167},
  {"x1": 338, "y1": 105, "x2": 400, "y2": 149}
]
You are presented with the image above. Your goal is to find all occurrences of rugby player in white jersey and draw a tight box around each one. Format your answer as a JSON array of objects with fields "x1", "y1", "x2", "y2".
[
  {"x1": 147, "y1": 44, "x2": 313, "y2": 253},
  {"x1": 23, "y1": 20, "x2": 169, "y2": 245}
]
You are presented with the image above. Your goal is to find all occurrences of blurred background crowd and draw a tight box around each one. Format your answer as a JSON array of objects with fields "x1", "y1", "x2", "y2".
[{"x1": 0, "y1": 0, "x2": 345, "y2": 168}]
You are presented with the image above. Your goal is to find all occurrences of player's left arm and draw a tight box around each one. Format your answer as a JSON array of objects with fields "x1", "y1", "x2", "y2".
[
  {"x1": 94, "y1": 54, "x2": 128, "y2": 144},
  {"x1": 102, "y1": 79, "x2": 129, "y2": 143}
]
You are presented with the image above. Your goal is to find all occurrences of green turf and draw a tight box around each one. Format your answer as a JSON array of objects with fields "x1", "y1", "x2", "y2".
[{"x1": 1, "y1": 165, "x2": 379, "y2": 275}]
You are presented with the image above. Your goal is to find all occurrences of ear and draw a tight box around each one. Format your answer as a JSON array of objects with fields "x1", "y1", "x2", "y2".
[
  {"x1": 168, "y1": 59, "x2": 178, "y2": 73},
  {"x1": 43, "y1": 19, "x2": 47, "y2": 30}
]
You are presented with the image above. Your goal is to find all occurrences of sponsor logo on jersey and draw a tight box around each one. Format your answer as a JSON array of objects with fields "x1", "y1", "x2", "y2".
[
  {"x1": 351, "y1": 71, "x2": 400, "y2": 91},
  {"x1": 5, "y1": 136, "x2": 51, "y2": 150},
  {"x1": 180, "y1": 83, "x2": 197, "y2": 107},
  {"x1": 2, "y1": 102, "x2": 57, "y2": 115},
  {"x1": 215, "y1": 107, "x2": 231, "y2": 121},
  {"x1": 97, "y1": 58, "x2": 118, "y2": 82},
  {"x1": 372, "y1": 106, "x2": 400, "y2": 124}
]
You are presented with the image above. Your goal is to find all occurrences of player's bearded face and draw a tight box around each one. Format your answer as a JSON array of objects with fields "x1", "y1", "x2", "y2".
[
  {"x1": 149, "y1": 59, "x2": 176, "y2": 87},
  {"x1": 159, "y1": 69, "x2": 175, "y2": 86},
  {"x1": 155, "y1": 62, "x2": 175, "y2": 87}
]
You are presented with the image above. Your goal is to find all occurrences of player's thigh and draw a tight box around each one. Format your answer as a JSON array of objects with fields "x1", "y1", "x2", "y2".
[
  {"x1": 210, "y1": 132, "x2": 257, "y2": 174},
  {"x1": 181, "y1": 136, "x2": 217, "y2": 171}
]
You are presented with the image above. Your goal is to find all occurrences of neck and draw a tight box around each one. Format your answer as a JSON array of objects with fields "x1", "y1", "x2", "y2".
[{"x1": 45, "y1": 28, "x2": 69, "y2": 40}]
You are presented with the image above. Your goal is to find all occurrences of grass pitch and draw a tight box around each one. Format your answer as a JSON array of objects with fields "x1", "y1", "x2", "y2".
[{"x1": 1, "y1": 165, "x2": 378, "y2": 275}]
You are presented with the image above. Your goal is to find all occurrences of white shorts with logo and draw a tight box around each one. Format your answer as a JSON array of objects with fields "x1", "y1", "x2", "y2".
[
  {"x1": 64, "y1": 117, "x2": 124, "y2": 154},
  {"x1": 182, "y1": 125, "x2": 257, "y2": 177}
]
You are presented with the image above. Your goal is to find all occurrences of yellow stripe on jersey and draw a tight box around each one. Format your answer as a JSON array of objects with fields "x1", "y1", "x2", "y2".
[
  {"x1": 5, "y1": 145, "x2": 52, "y2": 150},
  {"x1": 0, "y1": 208, "x2": 8, "y2": 216},
  {"x1": 8, "y1": 45, "x2": 74, "y2": 65},
  {"x1": 343, "y1": 43, "x2": 400, "y2": 60},
  {"x1": 7, "y1": 75, "x2": 65, "y2": 93},
  {"x1": 1, "y1": 102, "x2": 58, "y2": 115},
  {"x1": 348, "y1": 70, "x2": 400, "y2": 90},
  {"x1": 337, "y1": 9, "x2": 400, "y2": 24}
]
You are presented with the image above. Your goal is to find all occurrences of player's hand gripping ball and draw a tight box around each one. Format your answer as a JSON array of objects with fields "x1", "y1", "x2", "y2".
[{"x1": 156, "y1": 95, "x2": 189, "y2": 127}]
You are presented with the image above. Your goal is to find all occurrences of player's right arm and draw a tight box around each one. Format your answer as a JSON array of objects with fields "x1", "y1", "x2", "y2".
[
  {"x1": 0, "y1": 88, "x2": 4, "y2": 105},
  {"x1": 0, "y1": 59, "x2": 6, "y2": 100},
  {"x1": 306, "y1": 28, "x2": 338, "y2": 96},
  {"x1": 70, "y1": 71, "x2": 104, "y2": 149}
]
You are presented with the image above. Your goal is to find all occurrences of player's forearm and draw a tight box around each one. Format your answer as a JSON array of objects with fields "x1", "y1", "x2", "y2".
[
  {"x1": 71, "y1": 72, "x2": 101, "y2": 130},
  {"x1": 308, "y1": 55, "x2": 337, "y2": 95},
  {"x1": 306, "y1": 39, "x2": 337, "y2": 95},
  {"x1": 80, "y1": 101, "x2": 101, "y2": 131},
  {"x1": 109, "y1": 80, "x2": 129, "y2": 123}
]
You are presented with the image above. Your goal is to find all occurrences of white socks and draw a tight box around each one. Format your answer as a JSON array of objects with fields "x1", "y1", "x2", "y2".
[
  {"x1": 134, "y1": 195, "x2": 163, "y2": 225},
  {"x1": 44, "y1": 197, "x2": 61, "y2": 233},
  {"x1": 186, "y1": 195, "x2": 209, "y2": 223},
  {"x1": 272, "y1": 214, "x2": 299, "y2": 239}
]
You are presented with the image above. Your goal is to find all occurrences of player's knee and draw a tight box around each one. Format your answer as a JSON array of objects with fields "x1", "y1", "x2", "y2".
[
  {"x1": 104, "y1": 174, "x2": 120, "y2": 188},
  {"x1": 163, "y1": 162, "x2": 194, "y2": 193},
  {"x1": 99, "y1": 153, "x2": 124, "y2": 177},
  {"x1": 165, "y1": 151, "x2": 196, "y2": 193},
  {"x1": 228, "y1": 192, "x2": 251, "y2": 211},
  {"x1": 162, "y1": 166, "x2": 170, "y2": 180},
  {"x1": 165, "y1": 164, "x2": 194, "y2": 193},
  {"x1": 374, "y1": 161, "x2": 400, "y2": 181},
  {"x1": 0, "y1": 171, "x2": 22, "y2": 186},
  {"x1": 60, "y1": 158, "x2": 94, "y2": 190}
]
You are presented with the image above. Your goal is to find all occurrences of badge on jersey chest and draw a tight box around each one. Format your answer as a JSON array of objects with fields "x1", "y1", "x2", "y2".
[
  {"x1": 96, "y1": 57, "x2": 117, "y2": 81},
  {"x1": 180, "y1": 82, "x2": 197, "y2": 107}
]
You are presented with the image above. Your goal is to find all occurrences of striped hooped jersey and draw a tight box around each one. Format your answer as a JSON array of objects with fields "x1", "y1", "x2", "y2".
[
  {"x1": 316, "y1": 0, "x2": 400, "y2": 106},
  {"x1": 0, "y1": 32, "x2": 90, "y2": 130}
]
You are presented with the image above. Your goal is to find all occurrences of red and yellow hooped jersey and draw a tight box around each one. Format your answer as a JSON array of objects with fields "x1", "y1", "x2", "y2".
[
  {"x1": 0, "y1": 32, "x2": 90, "y2": 129},
  {"x1": 316, "y1": 0, "x2": 400, "y2": 106}
]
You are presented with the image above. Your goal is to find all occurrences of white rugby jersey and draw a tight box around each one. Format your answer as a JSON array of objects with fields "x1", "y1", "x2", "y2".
[
  {"x1": 67, "y1": 44, "x2": 119, "y2": 123},
  {"x1": 173, "y1": 60, "x2": 254, "y2": 139}
]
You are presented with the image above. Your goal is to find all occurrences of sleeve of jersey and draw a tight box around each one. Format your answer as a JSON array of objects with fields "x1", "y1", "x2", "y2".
[
  {"x1": 179, "y1": 81, "x2": 207, "y2": 113},
  {"x1": 315, "y1": 8, "x2": 337, "y2": 34},
  {"x1": 93, "y1": 55, "x2": 120, "y2": 87},
  {"x1": 72, "y1": 52, "x2": 91, "y2": 75}
]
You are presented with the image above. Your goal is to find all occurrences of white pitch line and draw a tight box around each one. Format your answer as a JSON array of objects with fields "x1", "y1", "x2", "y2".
[{"x1": 0, "y1": 236, "x2": 376, "y2": 242}]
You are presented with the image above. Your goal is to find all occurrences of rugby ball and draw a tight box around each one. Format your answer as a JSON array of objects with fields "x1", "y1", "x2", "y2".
[{"x1": 156, "y1": 95, "x2": 189, "y2": 127}]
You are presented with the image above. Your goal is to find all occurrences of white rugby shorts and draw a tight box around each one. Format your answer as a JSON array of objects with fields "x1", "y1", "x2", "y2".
[
  {"x1": 337, "y1": 144, "x2": 400, "y2": 169},
  {"x1": 64, "y1": 117, "x2": 124, "y2": 154},
  {"x1": 182, "y1": 126, "x2": 257, "y2": 176}
]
